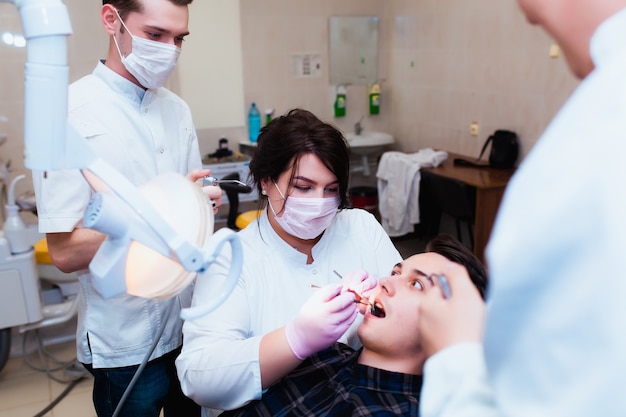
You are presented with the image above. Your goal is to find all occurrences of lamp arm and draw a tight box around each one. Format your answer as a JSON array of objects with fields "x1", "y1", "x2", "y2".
[
  {"x1": 82, "y1": 159, "x2": 206, "y2": 272},
  {"x1": 9, "y1": 0, "x2": 73, "y2": 171},
  {"x1": 181, "y1": 228, "x2": 243, "y2": 320}
]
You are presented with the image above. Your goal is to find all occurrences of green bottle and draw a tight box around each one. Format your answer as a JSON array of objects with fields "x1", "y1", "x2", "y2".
[
  {"x1": 334, "y1": 85, "x2": 347, "y2": 117},
  {"x1": 369, "y1": 83, "x2": 381, "y2": 115}
]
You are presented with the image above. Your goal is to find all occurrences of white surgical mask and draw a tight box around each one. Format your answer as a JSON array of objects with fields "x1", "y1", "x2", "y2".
[
  {"x1": 268, "y1": 182, "x2": 339, "y2": 240},
  {"x1": 113, "y1": 9, "x2": 180, "y2": 89}
]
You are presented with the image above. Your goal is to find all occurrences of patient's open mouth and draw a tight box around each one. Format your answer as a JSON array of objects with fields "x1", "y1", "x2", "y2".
[{"x1": 370, "y1": 301, "x2": 385, "y2": 318}]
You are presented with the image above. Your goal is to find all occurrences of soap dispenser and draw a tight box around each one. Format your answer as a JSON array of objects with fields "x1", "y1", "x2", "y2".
[
  {"x1": 334, "y1": 85, "x2": 347, "y2": 118},
  {"x1": 369, "y1": 82, "x2": 381, "y2": 115}
]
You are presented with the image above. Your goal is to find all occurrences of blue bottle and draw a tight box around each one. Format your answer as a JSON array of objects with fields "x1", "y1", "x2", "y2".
[{"x1": 248, "y1": 102, "x2": 261, "y2": 143}]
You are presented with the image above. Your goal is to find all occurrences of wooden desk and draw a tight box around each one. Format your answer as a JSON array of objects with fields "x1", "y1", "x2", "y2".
[{"x1": 422, "y1": 152, "x2": 515, "y2": 263}]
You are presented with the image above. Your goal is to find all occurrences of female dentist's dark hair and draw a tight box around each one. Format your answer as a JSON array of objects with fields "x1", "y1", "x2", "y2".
[
  {"x1": 249, "y1": 108, "x2": 351, "y2": 209},
  {"x1": 425, "y1": 233, "x2": 488, "y2": 299}
]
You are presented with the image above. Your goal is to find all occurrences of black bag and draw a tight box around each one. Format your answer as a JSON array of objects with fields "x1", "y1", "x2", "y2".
[{"x1": 454, "y1": 130, "x2": 519, "y2": 169}]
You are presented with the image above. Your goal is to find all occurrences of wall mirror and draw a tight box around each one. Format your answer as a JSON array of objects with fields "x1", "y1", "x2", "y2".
[{"x1": 329, "y1": 16, "x2": 379, "y2": 85}]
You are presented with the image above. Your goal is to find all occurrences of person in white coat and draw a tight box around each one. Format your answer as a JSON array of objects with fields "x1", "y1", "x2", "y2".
[
  {"x1": 176, "y1": 108, "x2": 402, "y2": 416},
  {"x1": 417, "y1": 1, "x2": 626, "y2": 416},
  {"x1": 32, "y1": 1, "x2": 222, "y2": 416}
]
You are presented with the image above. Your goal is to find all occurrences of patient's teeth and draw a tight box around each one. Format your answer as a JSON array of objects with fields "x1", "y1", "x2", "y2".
[{"x1": 370, "y1": 302, "x2": 385, "y2": 318}]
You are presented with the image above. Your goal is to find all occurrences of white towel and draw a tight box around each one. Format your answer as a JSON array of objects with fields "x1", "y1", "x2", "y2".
[{"x1": 376, "y1": 148, "x2": 448, "y2": 237}]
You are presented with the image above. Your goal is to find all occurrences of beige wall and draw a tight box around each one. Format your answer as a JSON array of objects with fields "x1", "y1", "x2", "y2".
[
  {"x1": 386, "y1": 0, "x2": 578, "y2": 158},
  {"x1": 236, "y1": 0, "x2": 578, "y2": 160},
  {"x1": 0, "y1": 0, "x2": 578, "y2": 198}
]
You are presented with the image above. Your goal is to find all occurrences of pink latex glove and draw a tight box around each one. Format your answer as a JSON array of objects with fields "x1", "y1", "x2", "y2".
[
  {"x1": 341, "y1": 269, "x2": 378, "y2": 300},
  {"x1": 285, "y1": 283, "x2": 358, "y2": 360}
]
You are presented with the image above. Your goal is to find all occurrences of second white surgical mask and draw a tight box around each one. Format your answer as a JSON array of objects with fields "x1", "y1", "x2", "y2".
[
  {"x1": 113, "y1": 9, "x2": 180, "y2": 89},
  {"x1": 269, "y1": 182, "x2": 339, "y2": 240}
]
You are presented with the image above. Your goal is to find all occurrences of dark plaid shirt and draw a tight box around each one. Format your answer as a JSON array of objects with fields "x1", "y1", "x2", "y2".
[{"x1": 220, "y1": 343, "x2": 422, "y2": 417}]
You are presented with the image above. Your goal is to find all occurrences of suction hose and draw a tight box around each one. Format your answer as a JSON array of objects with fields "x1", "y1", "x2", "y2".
[
  {"x1": 8, "y1": 174, "x2": 25, "y2": 207},
  {"x1": 3, "y1": 175, "x2": 38, "y2": 254}
]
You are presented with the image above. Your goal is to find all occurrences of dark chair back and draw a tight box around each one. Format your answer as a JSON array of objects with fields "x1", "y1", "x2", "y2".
[
  {"x1": 420, "y1": 170, "x2": 476, "y2": 248},
  {"x1": 219, "y1": 172, "x2": 252, "y2": 230}
]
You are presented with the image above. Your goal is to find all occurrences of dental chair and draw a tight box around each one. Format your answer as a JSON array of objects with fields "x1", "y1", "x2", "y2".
[
  {"x1": 0, "y1": 176, "x2": 78, "y2": 373},
  {"x1": 27, "y1": 237, "x2": 79, "y2": 339}
]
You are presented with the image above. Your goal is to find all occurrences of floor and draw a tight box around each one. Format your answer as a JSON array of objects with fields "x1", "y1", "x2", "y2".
[
  {"x1": 391, "y1": 232, "x2": 427, "y2": 259},
  {"x1": 0, "y1": 326, "x2": 95, "y2": 417}
]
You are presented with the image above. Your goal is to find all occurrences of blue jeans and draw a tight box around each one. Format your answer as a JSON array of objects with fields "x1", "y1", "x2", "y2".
[{"x1": 83, "y1": 348, "x2": 200, "y2": 417}]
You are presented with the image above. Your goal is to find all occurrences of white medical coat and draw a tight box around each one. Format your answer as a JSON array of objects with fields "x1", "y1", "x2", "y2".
[
  {"x1": 33, "y1": 62, "x2": 202, "y2": 368},
  {"x1": 177, "y1": 209, "x2": 401, "y2": 415}
]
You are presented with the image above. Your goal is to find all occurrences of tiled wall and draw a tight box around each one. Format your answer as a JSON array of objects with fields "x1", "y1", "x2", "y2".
[
  {"x1": 0, "y1": 0, "x2": 579, "y2": 197},
  {"x1": 235, "y1": 0, "x2": 579, "y2": 160},
  {"x1": 386, "y1": 0, "x2": 579, "y2": 158},
  {"x1": 236, "y1": 0, "x2": 391, "y2": 138}
]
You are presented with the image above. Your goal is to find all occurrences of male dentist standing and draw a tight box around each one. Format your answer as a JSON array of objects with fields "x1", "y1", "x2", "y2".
[{"x1": 33, "y1": 1, "x2": 219, "y2": 416}]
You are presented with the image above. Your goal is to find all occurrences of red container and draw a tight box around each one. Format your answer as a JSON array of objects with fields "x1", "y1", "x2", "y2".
[{"x1": 350, "y1": 186, "x2": 378, "y2": 215}]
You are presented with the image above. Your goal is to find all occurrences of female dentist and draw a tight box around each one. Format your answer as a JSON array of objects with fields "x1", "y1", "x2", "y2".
[{"x1": 176, "y1": 109, "x2": 401, "y2": 416}]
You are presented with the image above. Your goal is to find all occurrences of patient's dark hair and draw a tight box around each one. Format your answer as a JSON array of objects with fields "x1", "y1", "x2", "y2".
[
  {"x1": 425, "y1": 233, "x2": 488, "y2": 299},
  {"x1": 249, "y1": 108, "x2": 350, "y2": 209},
  {"x1": 104, "y1": 0, "x2": 193, "y2": 20}
]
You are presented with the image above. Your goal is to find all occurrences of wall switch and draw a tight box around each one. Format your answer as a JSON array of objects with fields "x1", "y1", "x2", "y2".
[
  {"x1": 470, "y1": 121, "x2": 479, "y2": 136},
  {"x1": 292, "y1": 53, "x2": 321, "y2": 78}
]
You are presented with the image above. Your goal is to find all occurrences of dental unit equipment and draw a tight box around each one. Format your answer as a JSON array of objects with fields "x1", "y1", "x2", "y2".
[
  {"x1": 0, "y1": 0, "x2": 242, "y2": 376},
  {"x1": 202, "y1": 175, "x2": 249, "y2": 188}
]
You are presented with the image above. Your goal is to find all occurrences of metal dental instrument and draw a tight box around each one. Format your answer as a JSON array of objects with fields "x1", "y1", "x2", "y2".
[
  {"x1": 427, "y1": 273, "x2": 452, "y2": 299},
  {"x1": 333, "y1": 270, "x2": 371, "y2": 306},
  {"x1": 202, "y1": 176, "x2": 248, "y2": 187}
]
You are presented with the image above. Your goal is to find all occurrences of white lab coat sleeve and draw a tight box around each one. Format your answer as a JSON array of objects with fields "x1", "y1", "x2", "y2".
[
  {"x1": 176, "y1": 244, "x2": 263, "y2": 411},
  {"x1": 420, "y1": 343, "x2": 500, "y2": 417}
]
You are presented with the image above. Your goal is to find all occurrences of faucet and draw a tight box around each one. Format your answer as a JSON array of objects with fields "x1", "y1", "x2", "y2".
[{"x1": 354, "y1": 116, "x2": 364, "y2": 135}]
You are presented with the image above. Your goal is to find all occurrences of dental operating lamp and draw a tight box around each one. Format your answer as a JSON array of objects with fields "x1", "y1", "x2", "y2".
[{"x1": 2, "y1": 0, "x2": 242, "y2": 319}]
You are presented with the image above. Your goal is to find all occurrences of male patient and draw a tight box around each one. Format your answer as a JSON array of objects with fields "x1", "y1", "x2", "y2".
[{"x1": 220, "y1": 234, "x2": 487, "y2": 417}]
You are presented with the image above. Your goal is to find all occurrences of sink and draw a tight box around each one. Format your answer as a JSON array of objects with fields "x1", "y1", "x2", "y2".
[
  {"x1": 344, "y1": 131, "x2": 394, "y2": 176},
  {"x1": 345, "y1": 131, "x2": 394, "y2": 150}
]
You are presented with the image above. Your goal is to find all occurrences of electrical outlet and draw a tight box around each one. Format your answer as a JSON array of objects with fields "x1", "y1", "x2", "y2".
[
  {"x1": 469, "y1": 121, "x2": 479, "y2": 137},
  {"x1": 549, "y1": 43, "x2": 560, "y2": 58}
]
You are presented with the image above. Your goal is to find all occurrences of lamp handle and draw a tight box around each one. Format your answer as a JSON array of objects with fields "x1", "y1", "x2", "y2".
[{"x1": 180, "y1": 228, "x2": 243, "y2": 320}]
